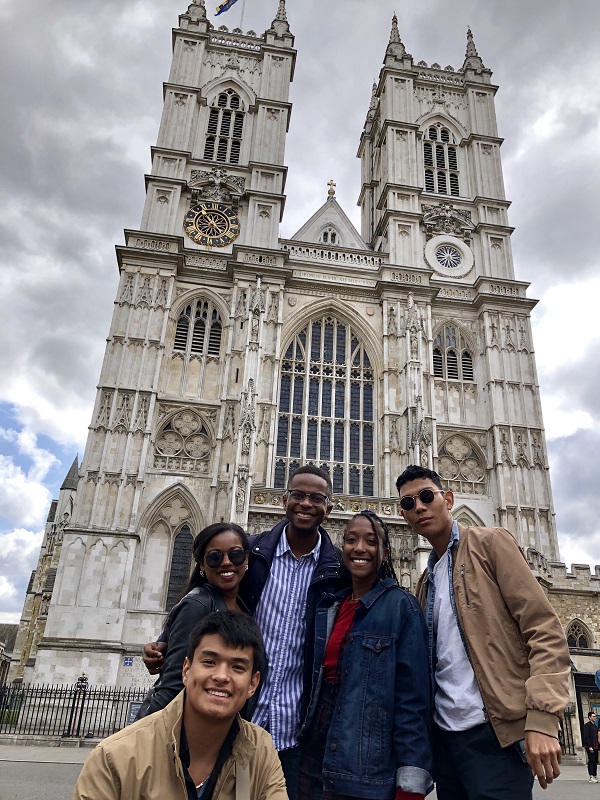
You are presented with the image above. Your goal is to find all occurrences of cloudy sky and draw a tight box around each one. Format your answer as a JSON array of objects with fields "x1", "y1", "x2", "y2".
[{"x1": 1, "y1": 0, "x2": 599, "y2": 624}]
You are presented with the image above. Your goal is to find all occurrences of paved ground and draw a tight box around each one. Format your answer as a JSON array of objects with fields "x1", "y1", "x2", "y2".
[{"x1": 0, "y1": 744, "x2": 596, "y2": 800}]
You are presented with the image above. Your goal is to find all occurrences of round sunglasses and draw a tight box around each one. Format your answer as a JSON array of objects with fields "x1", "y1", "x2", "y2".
[
  {"x1": 204, "y1": 548, "x2": 247, "y2": 569},
  {"x1": 399, "y1": 488, "x2": 444, "y2": 511}
]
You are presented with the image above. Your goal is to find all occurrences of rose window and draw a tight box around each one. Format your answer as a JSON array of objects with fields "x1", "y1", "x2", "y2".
[{"x1": 435, "y1": 244, "x2": 462, "y2": 269}]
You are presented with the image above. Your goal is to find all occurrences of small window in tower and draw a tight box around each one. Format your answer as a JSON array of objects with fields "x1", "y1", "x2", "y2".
[
  {"x1": 204, "y1": 91, "x2": 245, "y2": 165},
  {"x1": 190, "y1": 319, "x2": 206, "y2": 353},
  {"x1": 207, "y1": 320, "x2": 222, "y2": 356},
  {"x1": 462, "y1": 351, "x2": 474, "y2": 381},
  {"x1": 436, "y1": 145, "x2": 446, "y2": 169},
  {"x1": 428, "y1": 126, "x2": 438, "y2": 140},
  {"x1": 447, "y1": 349, "x2": 459, "y2": 379},
  {"x1": 449, "y1": 173, "x2": 460, "y2": 196},
  {"x1": 437, "y1": 171, "x2": 447, "y2": 194},
  {"x1": 220, "y1": 110, "x2": 232, "y2": 136},
  {"x1": 448, "y1": 147, "x2": 458, "y2": 170},
  {"x1": 424, "y1": 142, "x2": 434, "y2": 167},
  {"x1": 174, "y1": 314, "x2": 190, "y2": 351},
  {"x1": 233, "y1": 113, "x2": 244, "y2": 138},
  {"x1": 207, "y1": 108, "x2": 219, "y2": 136},
  {"x1": 217, "y1": 138, "x2": 228, "y2": 162},
  {"x1": 203, "y1": 136, "x2": 215, "y2": 161},
  {"x1": 230, "y1": 140, "x2": 241, "y2": 165},
  {"x1": 330, "y1": 232, "x2": 336, "y2": 244},
  {"x1": 425, "y1": 169, "x2": 435, "y2": 192},
  {"x1": 441, "y1": 128, "x2": 450, "y2": 142},
  {"x1": 322, "y1": 231, "x2": 328, "y2": 243},
  {"x1": 433, "y1": 348, "x2": 443, "y2": 377}
]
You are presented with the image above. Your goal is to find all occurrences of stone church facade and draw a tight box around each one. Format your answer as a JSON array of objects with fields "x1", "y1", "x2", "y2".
[{"x1": 9, "y1": 0, "x2": 598, "y2": 757}]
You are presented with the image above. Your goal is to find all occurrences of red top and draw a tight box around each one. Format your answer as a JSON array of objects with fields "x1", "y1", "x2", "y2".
[{"x1": 323, "y1": 595, "x2": 358, "y2": 681}]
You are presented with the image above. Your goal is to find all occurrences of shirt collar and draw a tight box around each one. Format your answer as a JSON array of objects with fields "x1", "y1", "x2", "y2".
[
  {"x1": 275, "y1": 524, "x2": 322, "y2": 562},
  {"x1": 427, "y1": 519, "x2": 459, "y2": 574}
]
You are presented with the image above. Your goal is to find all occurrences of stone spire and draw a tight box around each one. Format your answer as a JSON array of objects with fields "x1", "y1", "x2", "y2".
[
  {"x1": 462, "y1": 26, "x2": 486, "y2": 72},
  {"x1": 60, "y1": 456, "x2": 79, "y2": 491},
  {"x1": 276, "y1": 0, "x2": 287, "y2": 21},
  {"x1": 366, "y1": 81, "x2": 378, "y2": 124},
  {"x1": 269, "y1": 0, "x2": 291, "y2": 36},
  {"x1": 385, "y1": 13, "x2": 411, "y2": 66}
]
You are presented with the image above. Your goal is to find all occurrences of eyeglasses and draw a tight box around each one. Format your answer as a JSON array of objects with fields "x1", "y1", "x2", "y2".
[
  {"x1": 399, "y1": 488, "x2": 445, "y2": 511},
  {"x1": 286, "y1": 489, "x2": 330, "y2": 506},
  {"x1": 204, "y1": 548, "x2": 247, "y2": 568}
]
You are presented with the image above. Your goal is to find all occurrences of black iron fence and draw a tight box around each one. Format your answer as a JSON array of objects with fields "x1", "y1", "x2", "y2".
[{"x1": 0, "y1": 677, "x2": 148, "y2": 738}]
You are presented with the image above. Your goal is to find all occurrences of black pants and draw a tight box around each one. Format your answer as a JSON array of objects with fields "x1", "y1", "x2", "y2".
[
  {"x1": 279, "y1": 746, "x2": 301, "y2": 800},
  {"x1": 433, "y1": 722, "x2": 534, "y2": 800},
  {"x1": 587, "y1": 748, "x2": 599, "y2": 777}
]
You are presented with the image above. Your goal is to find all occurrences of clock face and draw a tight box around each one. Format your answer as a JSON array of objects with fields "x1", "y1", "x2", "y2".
[{"x1": 183, "y1": 202, "x2": 240, "y2": 247}]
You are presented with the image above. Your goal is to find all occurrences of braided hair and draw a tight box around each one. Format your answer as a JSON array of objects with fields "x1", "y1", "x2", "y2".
[{"x1": 352, "y1": 509, "x2": 398, "y2": 585}]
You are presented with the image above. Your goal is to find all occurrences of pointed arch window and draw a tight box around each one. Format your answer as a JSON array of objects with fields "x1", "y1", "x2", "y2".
[
  {"x1": 166, "y1": 525, "x2": 194, "y2": 610},
  {"x1": 320, "y1": 227, "x2": 340, "y2": 246},
  {"x1": 203, "y1": 89, "x2": 245, "y2": 165},
  {"x1": 174, "y1": 298, "x2": 223, "y2": 360},
  {"x1": 432, "y1": 325, "x2": 474, "y2": 382},
  {"x1": 423, "y1": 124, "x2": 460, "y2": 197},
  {"x1": 566, "y1": 620, "x2": 591, "y2": 649},
  {"x1": 275, "y1": 316, "x2": 374, "y2": 496}
]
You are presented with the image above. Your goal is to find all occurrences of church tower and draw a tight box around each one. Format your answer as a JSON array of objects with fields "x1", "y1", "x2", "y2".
[
  {"x1": 12, "y1": 9, "x2": 560, "y2": 685},
  {"x1": 357, "y1": 17, "x2": 559, "y2": 559}
]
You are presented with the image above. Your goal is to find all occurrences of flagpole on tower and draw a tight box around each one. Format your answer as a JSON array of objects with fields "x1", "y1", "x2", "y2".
[{"x1": 239, "y1": 0, "x2": 246, "y2": 31}]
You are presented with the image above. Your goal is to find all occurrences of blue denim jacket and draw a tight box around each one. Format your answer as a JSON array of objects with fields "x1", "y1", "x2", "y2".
[{"x1": 300, "y1": 578, "x2": 433, "y2": 798}]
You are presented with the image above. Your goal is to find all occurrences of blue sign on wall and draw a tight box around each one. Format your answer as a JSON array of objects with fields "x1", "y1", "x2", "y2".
[{"x1": 124, "y1": 657, "x2": 134, "y2": 666}]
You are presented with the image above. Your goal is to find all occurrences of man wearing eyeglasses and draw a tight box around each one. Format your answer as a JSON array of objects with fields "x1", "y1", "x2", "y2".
[
  {"x1": 396, "y1": 464, "x2": 570, "y2": 799},
  {"x1": 143, "y1": 465, "x2": 342, "y2": 800}
]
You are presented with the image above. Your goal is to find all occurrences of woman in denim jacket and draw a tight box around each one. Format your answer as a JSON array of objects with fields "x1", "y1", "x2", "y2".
[{"x1": 299, "y1": 510, "x2": 433, "y2": 800}]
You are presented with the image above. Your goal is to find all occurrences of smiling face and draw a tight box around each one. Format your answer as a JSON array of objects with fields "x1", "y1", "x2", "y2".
[
  {"x1": 182, "y1": 632, "x2": 259, "y2": 723},
  {"x1": 283, "y1": 472, "x2": 333, "y2": 538},
  {"x1": 201, "y1": 530, "x2": 248, "y2": 596},
  {"x1": 342, "y1": 515, "x2": 385, "y2": 591},
  {"x1": 399, "y1": 477, "x2": 454, "y2": 556}
]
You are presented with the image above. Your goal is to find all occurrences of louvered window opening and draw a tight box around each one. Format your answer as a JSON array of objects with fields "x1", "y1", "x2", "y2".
[
  {"x1": 423, "y1": 125, "x2": 460, "y2": 197},
  {"x1": 203, "y1": 90, "x2": 244, "y2": 165},
  {"x1": 433, "y1": 325, "x2": 474, "y2": 382},
  {"x1": 174, "y1": 299, "x2": 223, "y2": 359},
  {"x1": 275, "y1": 317, "x2": 374, "y2": 496}
]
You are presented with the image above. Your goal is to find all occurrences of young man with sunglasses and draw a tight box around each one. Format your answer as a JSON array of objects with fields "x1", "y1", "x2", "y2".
[
  {"x1": 143, "y1": 466, "x2": 342, "y2": 800},
  {"x1": 396, "y1": 464, "x2": 570, "y2": 799}
]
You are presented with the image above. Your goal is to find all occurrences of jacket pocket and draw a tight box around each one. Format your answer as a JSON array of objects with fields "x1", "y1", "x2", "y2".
[{"x1": 360, "y1": 635, "x2": 392, "y2": 654}]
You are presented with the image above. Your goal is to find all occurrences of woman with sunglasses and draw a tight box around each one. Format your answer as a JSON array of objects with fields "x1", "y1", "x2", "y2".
[
  {"x1": 136, "y1": 522, "x2": 251, "y2": 719},
  {"x1": 299, "y1": 510, "x2": 433, "y2": 800}
]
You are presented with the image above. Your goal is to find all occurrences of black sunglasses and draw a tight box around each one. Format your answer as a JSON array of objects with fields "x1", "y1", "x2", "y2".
[
  {"x1": 399, "y1": 488, "x2": 444, "y2": 511},
  {"x1": 204, "y1": 548, "x2": 247, "y2": 568}
]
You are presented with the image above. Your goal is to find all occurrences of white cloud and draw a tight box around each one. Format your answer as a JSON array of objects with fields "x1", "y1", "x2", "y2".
[
  {"x1": 0, "y1": 528, "x2": 44, "y2": 561},
  {"x1": 0, "y1": 430, "x2": 58, "y2": 528},
  {"x1": 0, "y1": 575, "x2": 16, "y2": 599},
  {"x1": 0, "y1": 612, "x2": 21, "y2": 624}
]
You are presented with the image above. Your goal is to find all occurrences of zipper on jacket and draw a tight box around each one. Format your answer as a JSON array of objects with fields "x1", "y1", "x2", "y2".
[{"x1": 460, "y1": 565, "x2": 471, "y2": 608}]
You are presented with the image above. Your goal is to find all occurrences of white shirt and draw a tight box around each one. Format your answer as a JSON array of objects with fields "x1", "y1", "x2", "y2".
[{"x1": 432, "y1": 549, "x2": 486, "y2": 731}]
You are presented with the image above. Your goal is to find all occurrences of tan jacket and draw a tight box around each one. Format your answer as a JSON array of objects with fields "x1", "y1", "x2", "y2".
[
  {"x1": 73, "y1": 691, "x2": 288, "y2": 800},
  {"x1": 415, "y1": 524, "x2": 570, "y2": 747}
]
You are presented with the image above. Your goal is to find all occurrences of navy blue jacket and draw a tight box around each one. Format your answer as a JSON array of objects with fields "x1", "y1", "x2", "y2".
[
  {"x1": 239, "y1": 518, "x2": 347, "y2": 718},
  {"x1": 301, "y1": 579, "x2": 433, "y2": 798}
]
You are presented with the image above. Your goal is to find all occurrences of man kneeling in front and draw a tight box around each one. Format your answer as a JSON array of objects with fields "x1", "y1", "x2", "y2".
[{"x1": 74, "y1": 612, "x2": 287, "y2": 800}]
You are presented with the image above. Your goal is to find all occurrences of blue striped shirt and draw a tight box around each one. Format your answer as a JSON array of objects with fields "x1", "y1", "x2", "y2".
[{"x1": 251, "y1": 527, "x2": 321, "y2": 751}]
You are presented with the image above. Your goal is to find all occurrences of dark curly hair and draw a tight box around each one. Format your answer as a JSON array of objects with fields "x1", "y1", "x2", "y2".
[{"x1": 345, "y1": 509, "x2": 398, "y2": 584}]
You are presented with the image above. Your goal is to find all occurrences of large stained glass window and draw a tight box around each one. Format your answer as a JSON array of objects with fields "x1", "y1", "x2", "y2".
[{"x1": 275, "y1": 316, "x2": 375, "y2": 496}]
